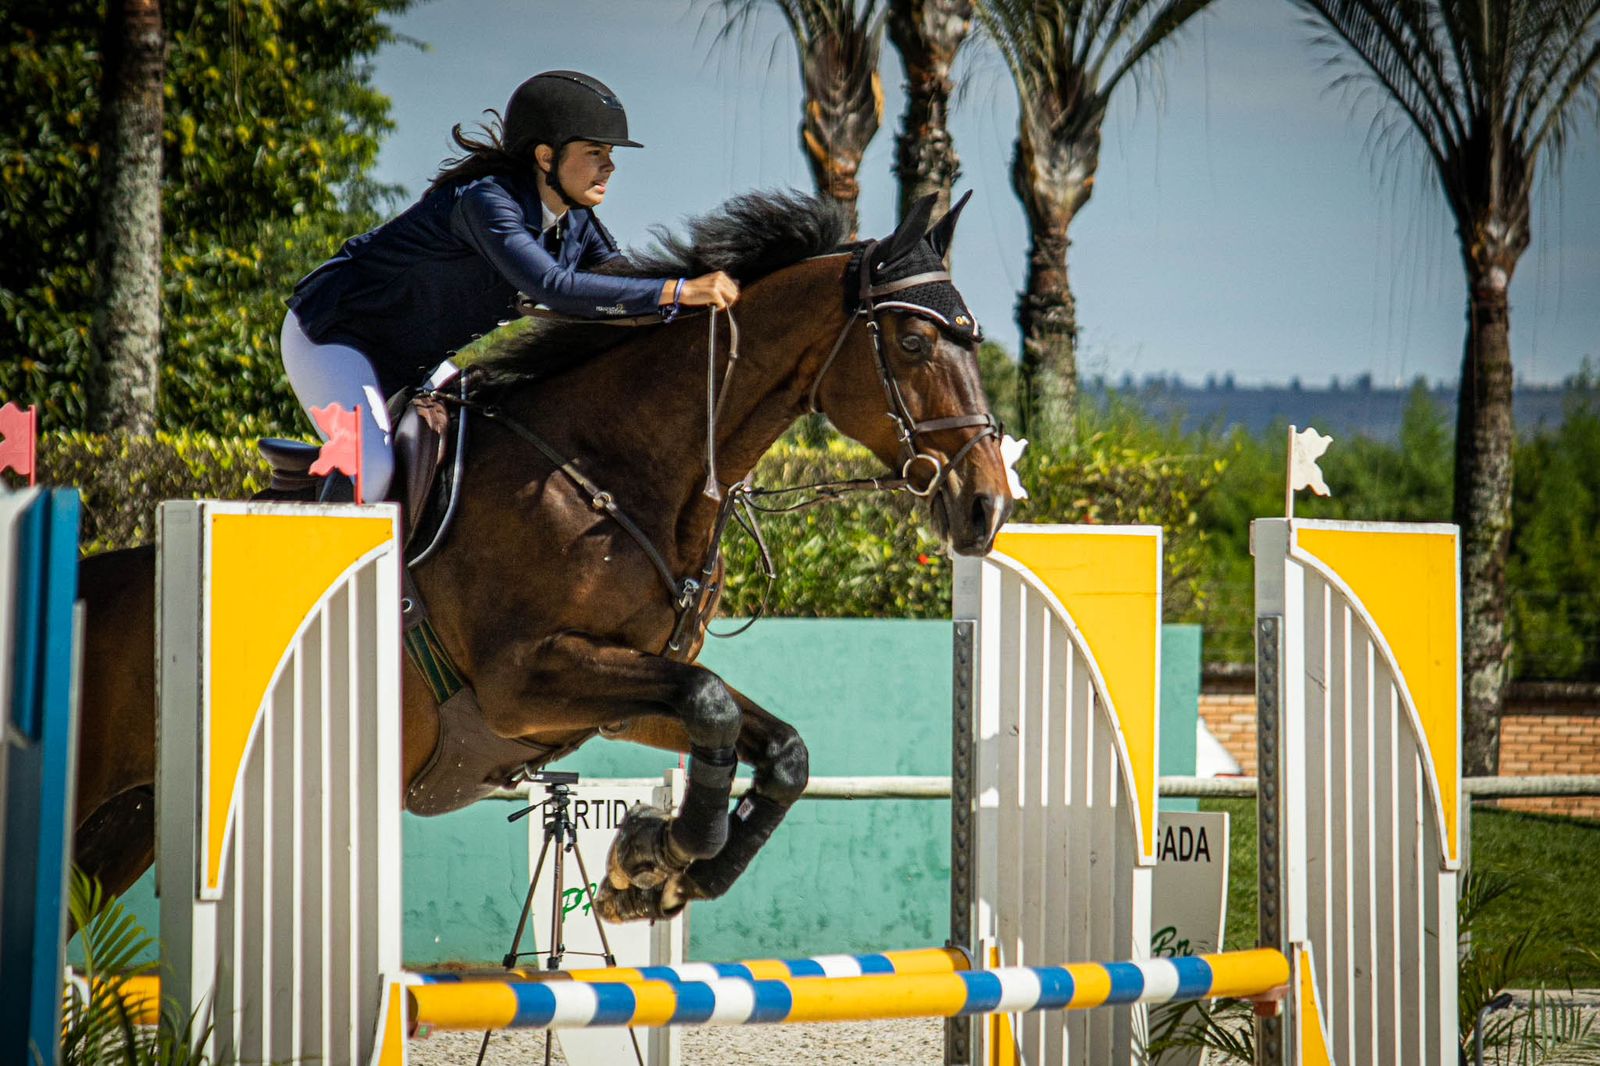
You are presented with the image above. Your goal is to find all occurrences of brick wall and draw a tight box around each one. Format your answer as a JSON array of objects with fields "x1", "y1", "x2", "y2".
[
  {"x1": 1198, "y1": 676, "x2": 1600, "y2": 820},
  {"x1": 1199, "y1": 693, "x2": 1258, "y2": 775}
]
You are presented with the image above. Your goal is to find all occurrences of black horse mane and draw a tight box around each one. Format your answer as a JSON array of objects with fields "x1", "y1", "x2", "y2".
[{"x1": 472, "y1": 190, "x2": 854, "y2": 391}]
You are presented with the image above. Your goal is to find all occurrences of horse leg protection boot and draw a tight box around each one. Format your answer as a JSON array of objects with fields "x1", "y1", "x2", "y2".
[
  {"x1": 682, "y1": 793, "x2": 789, "y2": 901},
  {"x1": 667, "y1": 745, "x2": 738, "y2": 863}
]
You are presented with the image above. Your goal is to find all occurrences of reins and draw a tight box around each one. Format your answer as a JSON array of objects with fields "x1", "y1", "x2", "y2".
[{"x1": 435, "y1": 247, "x2": 998, "y2": 658}]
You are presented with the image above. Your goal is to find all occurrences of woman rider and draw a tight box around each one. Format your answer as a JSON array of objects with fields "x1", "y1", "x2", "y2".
[{"x1": 280, "y1": 70, "x2": 739, "y2": 500}]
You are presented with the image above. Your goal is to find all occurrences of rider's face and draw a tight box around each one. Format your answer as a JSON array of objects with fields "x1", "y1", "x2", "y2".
[{"x1": 554, "y1": 142, "x2": 615, "y2": 207}]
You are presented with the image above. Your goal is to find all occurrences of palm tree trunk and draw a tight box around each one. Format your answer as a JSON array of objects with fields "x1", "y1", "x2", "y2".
[
  {"x1": 801, "y1": 129, "x2": 866, "y2": 236},
  {"x1": 90, "y1": 0, "x2": 164, "y2": 434},
  {"x1": 1016, "y1": 209, "x2": 1078, "y2": 436},
  {"x1": 887, "y1": 0, "x2": 971, "y2": 225},
  {"x1": 1454, "y1": 268, "x2": 1515, "y2": 777}
]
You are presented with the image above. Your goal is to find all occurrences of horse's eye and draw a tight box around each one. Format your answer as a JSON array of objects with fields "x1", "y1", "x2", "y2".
[{"x1": 899, "y1": 334, "x2": 928, "y2": 356}]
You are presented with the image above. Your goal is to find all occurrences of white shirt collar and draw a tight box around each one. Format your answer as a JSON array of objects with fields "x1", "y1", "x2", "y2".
[{"x1": 540, "y1": 200, "x2": 566, "y2": 234}]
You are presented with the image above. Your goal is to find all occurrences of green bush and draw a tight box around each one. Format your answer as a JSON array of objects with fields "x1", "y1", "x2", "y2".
[
  {"x1": 37, "y1": 431, "x2": 270, "y2": 554},
  {"x1": 1509, "y1": 384, "x2": 1600, "y2": 681}
]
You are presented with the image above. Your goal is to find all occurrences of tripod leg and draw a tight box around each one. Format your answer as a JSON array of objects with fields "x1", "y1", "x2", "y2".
[
  {"x1": 569, "y1": 843, "x2": 621, "y2": 966},
  {"x1": 477, "y1": 831, "x2": 555, "y2": 1066},
  {"x1": 510, "y1": 830, "x2": 554, "y2": 967}
]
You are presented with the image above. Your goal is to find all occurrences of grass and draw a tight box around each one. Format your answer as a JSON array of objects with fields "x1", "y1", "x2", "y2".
[{"x1": 1202, "y1": 798, "x2": 1600, "y2": 985}]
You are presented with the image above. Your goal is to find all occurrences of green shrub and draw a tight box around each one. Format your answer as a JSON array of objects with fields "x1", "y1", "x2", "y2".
[{"x1": 37, "y1": 431, "x2": 270, "y2": 554}]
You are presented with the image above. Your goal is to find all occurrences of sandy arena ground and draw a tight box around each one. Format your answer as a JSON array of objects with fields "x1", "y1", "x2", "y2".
[{"x1": 408, "y1": 1017, "x2": 946, "y2": 1066}]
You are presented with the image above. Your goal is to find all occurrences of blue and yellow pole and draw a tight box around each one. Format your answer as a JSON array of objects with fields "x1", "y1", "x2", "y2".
[
  {"x1": 409, "y1": 948, "x2": 1290, "y2": 1031},
  {"x1": 414, "y1": 946, "x2": 968, "y2": 987}
]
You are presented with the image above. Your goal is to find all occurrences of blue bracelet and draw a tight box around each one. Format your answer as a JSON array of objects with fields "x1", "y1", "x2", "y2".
[{"x1": 661, "y1": 277, "x2": 685, "y2": 323}]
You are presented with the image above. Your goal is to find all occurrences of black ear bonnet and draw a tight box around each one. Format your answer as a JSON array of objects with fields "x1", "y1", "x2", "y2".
[
  {"x1": 855, "y1": 243, "x2": 983, "y2": 344},
  {"x1": 848, "y1": 191, "x2": 981, "y2": 345}
]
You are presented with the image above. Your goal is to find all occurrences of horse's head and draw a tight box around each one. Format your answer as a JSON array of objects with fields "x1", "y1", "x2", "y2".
[{"x1": 809, "y1": 193, "x2": 1014, "y2": 555}]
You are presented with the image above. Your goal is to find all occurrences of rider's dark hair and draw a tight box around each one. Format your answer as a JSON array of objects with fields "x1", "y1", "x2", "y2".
[{"x1": 426, "y1": 114, "x2": 539, "y2": 195}]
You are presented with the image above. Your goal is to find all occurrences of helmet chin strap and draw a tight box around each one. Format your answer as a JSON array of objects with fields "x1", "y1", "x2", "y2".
[{"x1": 538, "y1": 142, "x2": 587, "y2": 212}]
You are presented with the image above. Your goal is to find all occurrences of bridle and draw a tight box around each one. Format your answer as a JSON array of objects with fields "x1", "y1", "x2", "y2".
[{"x1": 806, "y1": 240, "x2": 1000, "y2": 498}]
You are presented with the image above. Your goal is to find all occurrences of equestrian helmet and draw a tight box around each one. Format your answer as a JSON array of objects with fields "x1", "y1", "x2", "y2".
[{"x1": 503, "y1": 71, "x2": 642, "y2": 153}]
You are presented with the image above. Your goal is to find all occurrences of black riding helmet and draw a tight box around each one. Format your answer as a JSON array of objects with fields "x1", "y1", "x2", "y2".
[{"x1": 503, "y1": 71, "x2": 643, "y2": 155}]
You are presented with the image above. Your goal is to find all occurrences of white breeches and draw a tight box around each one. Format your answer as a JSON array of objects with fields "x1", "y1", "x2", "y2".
[{"x1": 279, "y1": 310, "x2": 396, "y2": 501}]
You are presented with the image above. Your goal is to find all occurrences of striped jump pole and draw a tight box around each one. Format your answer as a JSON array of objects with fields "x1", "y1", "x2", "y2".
[
  {"x1": 419, "y1": 946, "x2": 969, "y2": 985},
  {"x1": 111, "y1": 946, "x2": 970, "y2": 1017},
  {"x1": 408, "y1": 948, "x2": 1289, "y2": 1032}
]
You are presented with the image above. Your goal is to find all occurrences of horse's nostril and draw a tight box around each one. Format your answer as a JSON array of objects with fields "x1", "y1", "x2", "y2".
[
  {"x1": 966, "y1": 489, "x2": 992, "y2": 541},
  {"x1": 971, "y1": 493, "x2": 1007, "y2": 547}
]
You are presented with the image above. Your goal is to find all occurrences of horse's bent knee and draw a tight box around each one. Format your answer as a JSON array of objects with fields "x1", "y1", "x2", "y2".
[
  {"x1": 754, "y1": 729, "x2": 809, "y2": 806},
  {"x1": 679, "y1": 672, "x2": 741, "y2": 749}
]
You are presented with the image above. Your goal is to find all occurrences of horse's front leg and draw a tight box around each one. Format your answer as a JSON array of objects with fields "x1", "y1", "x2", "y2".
[
  {"x1": 478, "y1": 633, "x2": 747, "y2": 921},
  {"x1": 599, "y1": 685, "x2": 811, "y2": 914},
  {"x1": 680, "y1": 686, "x2": 809, "y2": 903}
]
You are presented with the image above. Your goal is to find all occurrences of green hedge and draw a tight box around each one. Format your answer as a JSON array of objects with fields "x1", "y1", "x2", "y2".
[
  {"x1": 31, "y1": 425, "x2": 1215, "y2": 619},
  {"x1": 37, "y1": 431, "x2": 271, "y2": 554}
]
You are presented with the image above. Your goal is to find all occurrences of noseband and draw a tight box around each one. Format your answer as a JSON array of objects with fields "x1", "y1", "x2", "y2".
[{"x1": 807, "y1": 240, "x2": 999, "y2": 498}]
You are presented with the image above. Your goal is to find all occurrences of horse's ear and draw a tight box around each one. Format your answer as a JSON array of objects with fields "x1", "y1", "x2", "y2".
[
  {"x1": 875, "y1": 193, "x2": 937, "y2": 266},
  {"x1": 926, "y1": 190, "x2": 972, "y2": 261}
]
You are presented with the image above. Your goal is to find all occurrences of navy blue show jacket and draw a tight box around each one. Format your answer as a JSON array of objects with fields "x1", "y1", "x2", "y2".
[{"x1": 287, "y1": 171, "x2": 663, "y2": 395}]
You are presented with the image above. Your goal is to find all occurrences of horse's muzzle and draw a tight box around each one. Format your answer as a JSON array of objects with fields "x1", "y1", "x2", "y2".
[{"x1": 934, "y1": 480, "x2": 1011, "y2": 557}]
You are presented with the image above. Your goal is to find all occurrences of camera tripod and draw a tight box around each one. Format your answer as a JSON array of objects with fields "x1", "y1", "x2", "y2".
[{"x1": 474, "y1": 770, "x2": 644, "y2": 1066}]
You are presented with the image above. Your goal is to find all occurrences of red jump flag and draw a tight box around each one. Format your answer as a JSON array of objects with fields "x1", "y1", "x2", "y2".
[
  {"x1": 308, "y1": 403, "x2": 365, "y2": 504},
  {"x1": 0, "y1": 403, "x2": 38, "y2": 486}
]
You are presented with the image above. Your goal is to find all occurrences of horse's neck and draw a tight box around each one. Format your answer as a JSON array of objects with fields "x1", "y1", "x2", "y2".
[
  {"x1": 506, "y1": 257, "x2": 847, "y2": 559},
  {"x1": 690, "y1": 262, "x2": 845, "y2": 485}
]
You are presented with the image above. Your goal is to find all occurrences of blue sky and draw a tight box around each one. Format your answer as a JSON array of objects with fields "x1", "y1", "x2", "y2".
[{"x1": 368, "y1": 0, "x2": 1599, "y2": 387}]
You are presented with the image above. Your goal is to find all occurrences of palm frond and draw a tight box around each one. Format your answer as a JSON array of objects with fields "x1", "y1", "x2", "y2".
[
  {"x1": 1297, "y1": 0, "x2": 1466, "y2": 172},
  {"x1": 975, "y1": 0, "x2": 1210, "y2": 137},
  {"x1": 61, "y1": 869, "x2": 222, "y2": 1066},
  {"x1": 1518, "y1": 2, "x2": 1600, "y2": 157},
  {"x1": 1301, "y1": 0, "x2": 1600, "y2": 223}
]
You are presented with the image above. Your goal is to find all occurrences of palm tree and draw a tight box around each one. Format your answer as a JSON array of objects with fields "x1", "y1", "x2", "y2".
[
  {"x1": 720, "y1": 0, "x2": 887, "y2": 235},
  {"x1": 977, "y1": 0, "x2": 1211, "y2": 433},
  {"x1": 1299, "y1": 0, "x2": 1600, "y2": 776},
  {"x1": 887, "y1": 0, "x2": 974, "y2": 224},
  {"x1": 90, "y1": 0, "x2": 164, "y2": 434}
]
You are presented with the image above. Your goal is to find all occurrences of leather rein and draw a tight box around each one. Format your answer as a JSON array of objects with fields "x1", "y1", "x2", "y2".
[{"x1": 436, "y1": 245, "x2": 999, "y2": 659}]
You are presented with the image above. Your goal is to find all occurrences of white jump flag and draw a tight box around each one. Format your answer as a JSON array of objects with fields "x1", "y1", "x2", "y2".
[
  {"x1": 1285, "y1": 424, "x2": 1333, "y2": 517},
  {"x1": 1000, "y1": 434, "x2": 1030, "y2": 500}
]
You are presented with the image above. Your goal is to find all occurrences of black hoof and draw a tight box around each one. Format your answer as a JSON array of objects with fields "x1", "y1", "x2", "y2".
[
  {"x1": 604, "y1": 803, "x2": 686, "y2": 892},
  {"x1": 593, "y1": 878, "x2": 689, "y2": 923}
]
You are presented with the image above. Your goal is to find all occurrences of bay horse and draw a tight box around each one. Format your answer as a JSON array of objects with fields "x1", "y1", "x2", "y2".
[{"x1": 73, "y1": 190, "x2": 1012, "y2": 922}]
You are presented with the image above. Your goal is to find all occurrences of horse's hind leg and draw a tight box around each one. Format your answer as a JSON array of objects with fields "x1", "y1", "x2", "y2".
[{"x1": 73, "y1": 547, "x2": 158, "y2": 901}]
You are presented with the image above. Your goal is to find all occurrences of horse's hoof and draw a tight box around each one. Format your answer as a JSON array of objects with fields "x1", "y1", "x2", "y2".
[
  {"x1": 605, "y1": 803, "x2": 684, "y2": 892},
  {"x1": 593, "y1": 877, "x2": 689, "y2": 924}
]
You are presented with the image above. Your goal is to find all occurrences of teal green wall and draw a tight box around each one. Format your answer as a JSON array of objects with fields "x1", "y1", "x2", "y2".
[
  {"x1": 1160, "y1": 624, "x2": 1201, "y2": 812},
  {"x1": 110, "y1": 620, "x2": 1200, "y2": 966}
]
